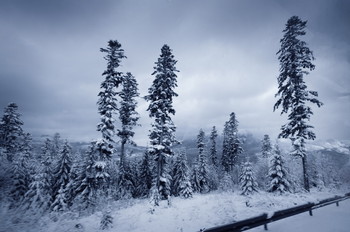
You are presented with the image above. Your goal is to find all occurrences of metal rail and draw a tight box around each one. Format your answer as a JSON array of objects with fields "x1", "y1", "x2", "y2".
[{"x1": 201, "y1": 192, "x2": 350, "y2": 232}]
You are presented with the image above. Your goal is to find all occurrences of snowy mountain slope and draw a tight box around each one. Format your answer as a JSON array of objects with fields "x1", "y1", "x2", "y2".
[{"x1": 308, "y1": 140, "x2": 350, "y2": 155}]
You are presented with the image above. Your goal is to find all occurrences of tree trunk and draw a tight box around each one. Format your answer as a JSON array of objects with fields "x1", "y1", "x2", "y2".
[
  {"x1": 120, "y1": 141, "x2": 125, "y2": 168},
  {"x1": 157, "y1": 151, "x2": 162, "y2": 193},
  {"x1": 301, "y1": 155, "x2": 310, "y2": 192}
]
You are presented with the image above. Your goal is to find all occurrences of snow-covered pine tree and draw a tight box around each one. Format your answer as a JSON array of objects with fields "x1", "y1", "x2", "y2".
[
  {"x1": 197, "y1": 129, "x2": 205, "y2": 156},
  {"x1": 64, "y1": 162, "x2": 80, "y2": 208},
  {"x1": 20, "y1": 133, "x2": 34, "y2": 170},
  {"x1": 268, "y1": 144, "x2": 290, "y2": 194},
  {"x1": 207, "y1": 126, "x2": 220, "y2": 190},
  {"x1": 41, "y1": 138, "x2": 53, "y2": 162},
  {"x1": 22, "y1": 173, "x2": 47, "y2": 212},
  {"x1": 219, "y1": 171, "x2": 234, "y2": 192},
  {"x1": 115, "y1": 161, "x2": 135, "y2": 199},
  {"x1": 73, "y1": 141, "x2": 98, "y2": 213},
  {"x1": 9, "y1": 132, "x2": 33, "y2": 206},
  {"x1": 311, "y1": 153, "x2": 332, "y2": 190},
  {"x1": 51, "y1": 185, "x2": 68, "y2": 212},
  {"x1": 179, "y1": 178, "x2": 193, "y2": 198},
  {"x1": 51, "y1": 132, "x2": 62, "y2": 159},
  {"x1": 171, "y1": 150, "x2": 192, "y2": 197},
  {"x1": 196, "y1": 129, "x2": 210, "y2": 193},
  {"x1": 116, "y1": 72, "x2": 139, "y2": 199},
  {"x1": 128, "y1": 158, "x2": 141, "y2": 197},
  {"x1": 274, "y1": 16, "x2": 323, "y2": 191},
  {"x1": 221, "y1": 122, "x2": 230, "y2": 172},
  {"x1": 118, "y1": 72, "x2": 139, "y2": 165},
  {"x1": 261, "y1": 134, "x2": 272, "y2": 158},
  {"x1": 145, "y1": 44, "x2": 179, "y2": 205},
  {"x1": 0, "y1": 103, "x2": 24, "y2": 162},
  {"x1": 207, "y1": 164, "x2": 219, "y2": 191},
  {"x1": 22, "y1": 166, "x2": 52, "y2": 213},
  {"x1": 256, "y1": 134, "x2": 272, "y2": 190},
  {"x1": 239, "y1": 161, "x2": 258, "y2": 196},
  {"x1": 40, "y1": 143, "x2": 54, "y2": 205},
  {"x1": 96, "y1": 40, "x2": 126, "y2": 187},
  {"x1": 315, "y1": 172, "x2": 325, "y2": 191},
  {"x1": 190, "y1": 162, "x2": 200, "y2": 193},
  {"x1": 137, "y1": 150, "x2": 153, "y2": 198},
  {"x1": 52, "y1": 140, "x2": 72, "y2": 207},
  {"x1": 221, "y1": 112, "x2": 243, "y2": 173},
  {"x1": 209, "y1": 126, "x2": 218, "y2": 167},
  {"x1": 9, "y1": 158, "x2": 29, "y2": 206},
  {"x1": 100, "y1": 210, "x2": 113, "y2": 230}
]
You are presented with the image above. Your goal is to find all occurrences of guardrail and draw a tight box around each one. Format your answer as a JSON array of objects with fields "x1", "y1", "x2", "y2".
[{"x1": 200, "y1": 192, "x2": 350, "y2": 232}]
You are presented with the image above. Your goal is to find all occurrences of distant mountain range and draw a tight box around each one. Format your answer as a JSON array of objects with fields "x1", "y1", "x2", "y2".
[{"x1": 30, "y1": 133, "x2": 350, "y2": 167}]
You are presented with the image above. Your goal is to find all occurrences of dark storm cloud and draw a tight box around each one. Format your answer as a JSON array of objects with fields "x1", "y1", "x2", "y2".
[{"x1": 0, "y1": 0, "x2": 349, "y2": 144}]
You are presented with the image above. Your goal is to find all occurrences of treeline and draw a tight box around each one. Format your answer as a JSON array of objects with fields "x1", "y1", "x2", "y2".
[{"x1": 0, "y1": 104, "x2": 346, "y2": 215}]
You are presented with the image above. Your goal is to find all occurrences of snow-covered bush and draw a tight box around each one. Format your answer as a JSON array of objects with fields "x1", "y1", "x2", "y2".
[{"x1": 100, "y1": 210, "x2": 113, "y2": 230}]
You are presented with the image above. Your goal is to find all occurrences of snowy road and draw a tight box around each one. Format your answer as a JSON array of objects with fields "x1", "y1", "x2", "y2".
[{"x1": 250, "y1": 199, "x2": 350, "y2": 232}]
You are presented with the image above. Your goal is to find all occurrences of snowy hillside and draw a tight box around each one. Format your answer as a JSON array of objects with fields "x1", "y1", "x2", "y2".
[{"x1": 308, "y1": 140, "x2": 350, "y2": 155}]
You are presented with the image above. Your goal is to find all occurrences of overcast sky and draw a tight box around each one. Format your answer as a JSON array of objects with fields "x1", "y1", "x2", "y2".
[{"x1": 0, "y1": 0, "x2": 349, "y2": 145}]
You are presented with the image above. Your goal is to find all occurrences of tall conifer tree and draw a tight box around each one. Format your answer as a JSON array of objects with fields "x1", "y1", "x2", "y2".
[
  {"x1": 145, "y1": 44, "x2": 179, "y2": 205},
  {"x1": 96, "y1": 40, "x2": 126, "y2": 187},
  {"x1": 274, "y1": 16, "x2": 323, "y2": 191},
  {"x1": 117, "y1": 72, "x2": 139, "y2": 166},
  {"x1": 209, "y1": 126, "x2": 218, "y2": 167},
  {"x1": 261, "y1": 134, "x2": 272, "y2": 158},
  {"x1": 221, "y1": 113, "x2": 243, "y2": 172},
  {"x1": 116, "y1": 72, "x2": 139, "y2": 198},
  {"x1": 196, "y1": 129, "x2": 210, "y2": 193}
]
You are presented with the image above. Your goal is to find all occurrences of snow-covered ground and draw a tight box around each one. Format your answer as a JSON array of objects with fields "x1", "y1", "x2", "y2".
[{"x1": 3, "y1": 188, "x2": 347, "y2": 232}]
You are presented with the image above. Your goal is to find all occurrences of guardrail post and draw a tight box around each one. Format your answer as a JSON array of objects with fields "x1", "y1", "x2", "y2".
[
  {"x1": 264, "y1": 223, "x2": 268, "y2": 230},
  {"x1": 336, "y1": 201, "x2": 339, "y2": 207},
  {"x1": 309, "y1": 209, "x2": 313, "y2": 216}
]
